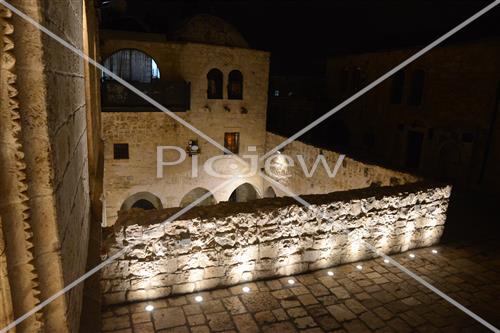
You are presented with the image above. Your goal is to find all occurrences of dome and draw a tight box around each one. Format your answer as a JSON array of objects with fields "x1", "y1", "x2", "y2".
[{"x1": 171, "y1": 14, "x2": 249, "y2": 48}]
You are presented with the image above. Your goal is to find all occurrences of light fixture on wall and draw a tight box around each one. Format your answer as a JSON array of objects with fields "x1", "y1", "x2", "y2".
[{"x1": 186, "y1": 140, "x2": 200, "y2": 156}]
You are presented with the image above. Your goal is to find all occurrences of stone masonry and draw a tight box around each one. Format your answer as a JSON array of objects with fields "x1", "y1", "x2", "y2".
[{"x1": 101, "y1": 182, "x2": 451, "y2": 305}]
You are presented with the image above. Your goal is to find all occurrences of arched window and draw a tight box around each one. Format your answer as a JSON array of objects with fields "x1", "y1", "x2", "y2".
[
  {"x1": 228, "y1": 70, "x2": 243, "y2": 99},
  {"x1": 103, "y1": 49, "x2": 160, "y2": 83},
  {"x1": 207, "y1": 68, "x2": 223, "y2": 99}
]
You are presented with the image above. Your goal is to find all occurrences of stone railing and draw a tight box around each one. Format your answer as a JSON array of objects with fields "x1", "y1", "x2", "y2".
[{"x1": 101, "y1": 182, "x2": 451, "y2": 305}]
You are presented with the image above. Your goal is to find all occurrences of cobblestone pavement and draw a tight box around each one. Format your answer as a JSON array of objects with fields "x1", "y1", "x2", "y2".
[{"x1": 101, "y1": 242, "x2": 500, "y2": 332}]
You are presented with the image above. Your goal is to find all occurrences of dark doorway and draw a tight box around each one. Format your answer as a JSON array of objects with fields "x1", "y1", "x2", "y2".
[
  {"x1": 405, "y1": 131, "x2": 424, "y2": 169},
  {"x1": 131, "y1": 199, "x2": 156, "y2": 210}
]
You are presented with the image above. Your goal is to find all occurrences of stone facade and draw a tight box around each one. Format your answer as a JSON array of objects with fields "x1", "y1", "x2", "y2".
[
  {"x1": 101, "y1": 30, "x2": 270, "y2": 225},
  {"x1": 0, "y1": 1, "x2": 102, "y2": 332},
  {"x1": 101, "y1": 182, "x2": 451, "y2": 305},
  {"x1": 326, "y1": 40, "x2": 500, "y2": 192}
]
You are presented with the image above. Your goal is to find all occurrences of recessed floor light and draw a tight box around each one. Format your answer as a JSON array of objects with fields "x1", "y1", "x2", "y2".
[
  {"x1": 194, "y1": 295, "x2": 203, "y2": 302},
  {"x1": 384, "y1": 259, "x2": 390, "y2": 264},
  {"x1": 409, "y1": 253, "x2": 416, "y2": 258},
  {"x1": 242, "y1": 286, "x2": 251, "y2": 293},
  {"x1": 327, "y1": 271, "x2": 334, "y2": 276},
  {"x1": 432, "y1": 249, "x2": 438, "y2": 254},
  {"x1": 356, "y1": 265, "x2": 363, "y2": 270},
  {"x1": 287, "y1": 279, "x2": 295, "y2": 285},
  {"x1": 145, "y1": 304, "x2": 154, "y2": 312}
]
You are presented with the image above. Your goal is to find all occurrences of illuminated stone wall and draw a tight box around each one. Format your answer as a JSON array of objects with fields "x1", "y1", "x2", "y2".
[{"x1": 101, "y1": 182, "x2": 451, "y2": 305}]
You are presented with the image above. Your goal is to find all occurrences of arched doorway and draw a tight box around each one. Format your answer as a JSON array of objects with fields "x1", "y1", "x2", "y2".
[
  {"x1": 179, "y1": 187, "x2": 217, "y2": 207},
  {"x1": 228, "y1": 183, "x2": 259, "y2": 202},
  {"x1": 264, "y1": 186, "x2": 277, "y2": 198},
  {"x1": 121, "y1": 192, "x2": 163, "y2": 211}
]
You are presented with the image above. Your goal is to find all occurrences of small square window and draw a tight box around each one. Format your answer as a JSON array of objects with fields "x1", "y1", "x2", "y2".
[
  {"x1": 113, "y1": 143, "x2": 129, "y2": 159},
  {"x1": 224, "y1": 132, "x2": 239, "y2": 154}
]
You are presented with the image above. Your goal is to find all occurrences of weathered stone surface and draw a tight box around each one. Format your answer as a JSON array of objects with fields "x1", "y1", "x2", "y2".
[{"x1": 102, "y1": 183, "x2": 450, "y2": 304}]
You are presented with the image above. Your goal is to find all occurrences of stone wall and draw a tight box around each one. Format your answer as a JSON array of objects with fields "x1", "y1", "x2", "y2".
[
  {"x1": 101, "y1": 182, "x2": 451, "y2": 305},
  {"x1": 0, "y1": 1, "x2": 101, "y2": 332},
  {"x1": 101, "y1": 31, "x2": 270, "y2": 225},
  {"x1": 325, "y1": 40, "x2": 500, "y2": 191},
  {"x1": 264, "y1": 132, "x2": 420, "y2": 197}
]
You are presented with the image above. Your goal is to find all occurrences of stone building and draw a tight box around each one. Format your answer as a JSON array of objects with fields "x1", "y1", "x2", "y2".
[
  {"x1": 0, "y1": 1, "x2": 102, "y2": 332},
  {"x1": 100, "y1": 16, "x2": 270, "y2": 225},
  {"x1": 325, "y1": 39, "x2": 500, "y2": 192}
]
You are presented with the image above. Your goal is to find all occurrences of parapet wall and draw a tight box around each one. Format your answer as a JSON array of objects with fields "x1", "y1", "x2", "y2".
[
  {"x1": 101, "y1": 182, "x2": 451, "y2": 305},
  {"x1": 264, "y1": 132, "x2": 420, "y2": 196}
]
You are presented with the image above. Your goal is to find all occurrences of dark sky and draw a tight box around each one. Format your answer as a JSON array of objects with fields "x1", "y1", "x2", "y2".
[{"x1": 100, "y1": 0, "x2": 500, "y2": 74}]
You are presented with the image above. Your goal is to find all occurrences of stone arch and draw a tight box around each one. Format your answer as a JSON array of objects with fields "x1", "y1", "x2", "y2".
[
  {"x1": 207, "y1": 68, "x2": 223, "y2": 99},
  {"x1": 264, "y1": 186, "x2": 277, "y2": 198},
  {"x1": 179, "y1": 187, "x2": 217, "y2": 207},
  {"x1": 228, "y1": 182, "x2": 260, "y2": 202},
  {"x1": 120, "y1": 192, "x2": 163, "y2": 211},
  {"x1": 228, "y1": 70, "x2": 243, "y2": 99},
  {"x1": 103, "y1": 48, "x2": 160, "y2": 83}
]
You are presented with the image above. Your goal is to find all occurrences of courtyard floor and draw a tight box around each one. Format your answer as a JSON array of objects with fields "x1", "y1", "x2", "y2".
[{"x1": 101, "y1": 241, "x2": 500, "y2": 333}]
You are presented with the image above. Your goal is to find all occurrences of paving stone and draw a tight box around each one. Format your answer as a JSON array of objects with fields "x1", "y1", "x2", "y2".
[
  {"x1": 233, "y1": 313, "x2": 260, "y2": 332},
  {"x1": 294, "y1": 316, "x2": 317, "y2": 329},
  {"x1": 287, "y1": 306, "x2": 308, "y2": 318},
  {"x1": 206, "y1": 312, "x2": 235, "y2": 331},
  {"x1": 330, "y1": 287, "x2": 350, "y2": 299},
  {"x1": 187, "y1": 314, "x2": 205, "y2": 326},
  {"x1": 272, "y1": 308, "x2": 289, "y2": 321},
  {"x1": 298, "y1": 294, "x2": 319, "y2": 306},
  {"x1": 254, "y1": 310, "x2": 276, "y2": 325},
  {"x1": 342, "y1": 319, "x2": 370, "y2": 332},
  {"x1": 327, "y1": 304, "x2": 356, "y2": 322},
  {"x1": 200, "y1": 300, "x2": 225, "y2": 314},
  {"x1": 359, "y1": 311, "x2": 385, "y2": 330},
  {"x1": 102, "y1": 315, "x2": 131, "y2": 331},
  {"x1": 153, "y1": 307, "x2": 186, "y2": 330},
  {"x1": 222, "y1": 296, "x2": 247, "y2": 314},
  {"x1": 190, "y1": 325, "x2": 210, "y2": 333},
  {"x1": 308, "y1": 283, "x2": 330, "y2": 297},
  {"x1": 241, "y1": 292, "x2": 280, "y2": 312},
  {"x1": 132, "y1": 311, "x2": 152, "y2": 324},
  {"x1": 261, "y1": 322, "x2": 298, "y2": 333},
  {"x1": 133, "y1": 322, "x2": 155, "y2": 333},
  {"x1": 344, "y1": 299, "x2": 367, "y2": 315},
  {"x1": 182, "y1": 304, "x2": 202, "y2": 315}
]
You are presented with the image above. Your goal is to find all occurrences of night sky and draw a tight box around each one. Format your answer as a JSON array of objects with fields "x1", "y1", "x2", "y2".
[{"x1": 100, "y1": 0, "x2": 500, "y2": 74}]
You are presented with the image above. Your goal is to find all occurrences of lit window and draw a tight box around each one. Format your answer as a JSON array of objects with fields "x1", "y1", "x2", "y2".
[
  {"x1": 103, "y1": 49, "x2": 160, "y2": 83},
  {"x1": 224, "y1": 132, "x2": 240, "y2": 154},
  {"x1": 113, "y1": 143, "x2": 129, "y2": 159}
]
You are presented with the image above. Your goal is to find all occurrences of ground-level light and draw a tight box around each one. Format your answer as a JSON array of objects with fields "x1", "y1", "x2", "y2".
[
  {"x1": 432, "y1": 249, "x2": 438, "y2": 254},
  {"x1": 194, "y1": 295, "x2": 203, "y2": 302},
  {"x1": 287, "y1": 279, "x2": 295, "y2": 285},
  {"x1": 242, "y1": 286, "x2": 251, "y2": 293},
  {"x1": 327, "y1": 271, "x2": 334, "y2": 276},
  {"x1": 145, "y1": 304, "x2": 154, "y2": 312},
  {"x1": 356, "y1": 265, "x2": 363, "y2": 270},
  {"x1": 409, "y1": 253, "x2": 416, "y2": 258}
]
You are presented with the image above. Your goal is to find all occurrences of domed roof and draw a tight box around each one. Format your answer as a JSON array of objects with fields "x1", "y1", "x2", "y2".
[{"x1": 172, "y1": 14, "x2": 249, "y2": 48}]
